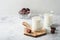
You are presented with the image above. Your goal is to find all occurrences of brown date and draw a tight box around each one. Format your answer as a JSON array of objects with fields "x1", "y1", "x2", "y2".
[{"x1": 26, "y1": 28, "x2": 31, "y2": 33}]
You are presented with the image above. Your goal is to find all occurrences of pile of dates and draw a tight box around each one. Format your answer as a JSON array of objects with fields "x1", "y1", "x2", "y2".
[{"x1": 19, "y1": 8, "x2": 30, "y2": 15}]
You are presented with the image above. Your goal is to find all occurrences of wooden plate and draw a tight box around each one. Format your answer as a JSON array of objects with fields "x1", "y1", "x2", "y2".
[{"x1": 24, "y1": 28, "x2": 47, "y2": 37}]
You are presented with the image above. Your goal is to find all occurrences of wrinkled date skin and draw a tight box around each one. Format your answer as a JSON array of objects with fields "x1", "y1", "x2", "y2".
[
  {"x1": 51, "y1": 27, "x2": 56, "y2": 34},
  {"x1": 26, "y1": 28, "x2": 31, "y2": 33}
]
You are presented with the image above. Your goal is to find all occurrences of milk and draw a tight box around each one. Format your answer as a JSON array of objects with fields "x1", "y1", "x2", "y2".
[
  {"x1": 32, "y1": 16, "x2": 42, "y2": 32},
  {"x1": 44, "y1": 13, "x2": 53, "y2": 29}
]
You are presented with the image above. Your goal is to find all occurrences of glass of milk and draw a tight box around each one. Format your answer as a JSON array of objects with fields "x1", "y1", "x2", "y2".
[
  {"x1": 43, "y1": 11, "x2": 54, "y2": 33},
  {"x1": 32, "y1": 16, "x2": 42, "y2": 32}
]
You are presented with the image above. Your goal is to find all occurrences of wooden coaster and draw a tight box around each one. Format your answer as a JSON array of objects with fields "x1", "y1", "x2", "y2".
[{"x1": 24, "y1": 28, "x2": 47, "y2": 37}]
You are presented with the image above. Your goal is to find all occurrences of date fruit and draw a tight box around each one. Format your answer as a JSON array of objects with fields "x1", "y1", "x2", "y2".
[
  {"x1": 26, "y1": 28, "x2": 31, "y2": 33},
  {"x1": 51, "y1": 29, "x2": 55, "y2": 34},
  {"x1": 51, "y1": 27, "x2": 56, "y2": 30},
  {"x1": 51, "y1": 27, "x2": 56, "y2": 34}
]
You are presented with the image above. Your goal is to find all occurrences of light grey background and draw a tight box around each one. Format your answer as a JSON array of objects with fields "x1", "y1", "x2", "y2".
[{"x1": 0, "y1": 0, "x2": 60, "y2": 16}]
